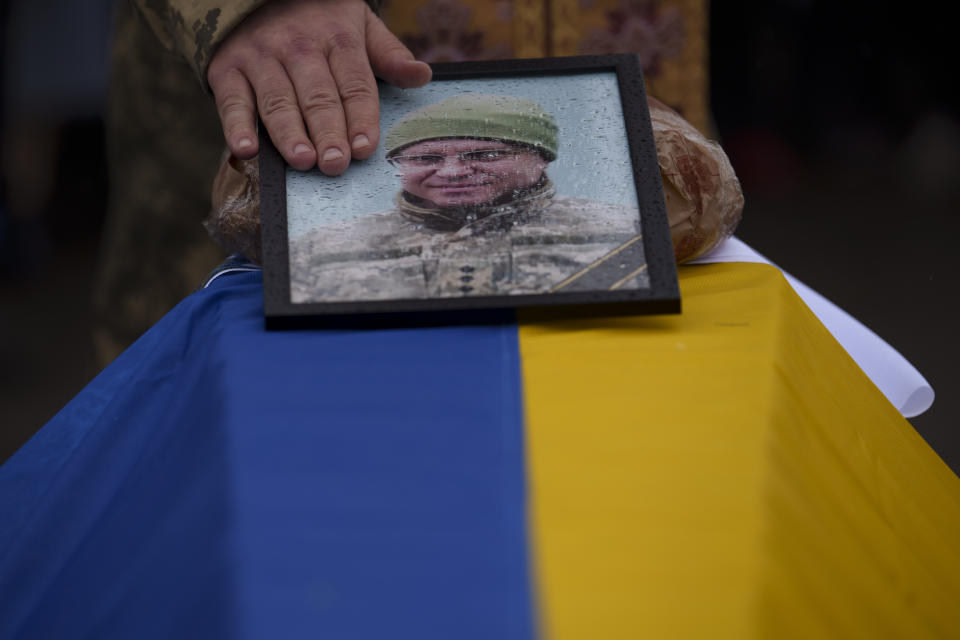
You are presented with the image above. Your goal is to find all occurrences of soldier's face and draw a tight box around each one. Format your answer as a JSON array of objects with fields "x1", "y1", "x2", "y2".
[{"x1": 393, "y1": 139, "x2": 549, "y2": 207}]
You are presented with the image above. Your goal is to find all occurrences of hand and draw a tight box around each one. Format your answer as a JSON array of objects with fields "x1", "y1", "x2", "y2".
[{"x1": 207, "y1": 0, "x2": 432, "y2": 175}]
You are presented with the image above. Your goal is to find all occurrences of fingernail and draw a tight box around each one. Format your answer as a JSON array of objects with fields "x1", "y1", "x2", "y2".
[
  {"x1": 352, "y1": 134, "x2": 370, "y2": 150},
  {"x1": 322, "y1": 148, "x2": 344, "y2": 163},
  {"x1": 293, "y1": 143, "x2": 312, "y2": 156},
  {"x1": 237, "y1": 137, "x2": 254, "y2": 150}
]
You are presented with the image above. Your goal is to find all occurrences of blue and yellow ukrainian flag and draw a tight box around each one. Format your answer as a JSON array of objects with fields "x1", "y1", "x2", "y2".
[{"x1": 2, "y1": 262, "x2": 959, "y2": 639}]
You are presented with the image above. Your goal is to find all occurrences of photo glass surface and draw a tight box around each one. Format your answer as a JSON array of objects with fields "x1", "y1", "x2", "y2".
[
  {"x1": 260, "y1": 56, "x2": 680, "y2": 326},
  {"x1": 285, "y1": 72, "x2": 647, "y2": 304}
]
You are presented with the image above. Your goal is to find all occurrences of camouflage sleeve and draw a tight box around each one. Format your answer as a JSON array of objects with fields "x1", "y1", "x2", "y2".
[{"x1": 134, "y1": 0, "x2": 382, "y2": 86}]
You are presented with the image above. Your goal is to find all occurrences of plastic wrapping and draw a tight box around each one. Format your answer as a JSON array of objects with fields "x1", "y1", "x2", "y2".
[
  {"x1": 647, "y1": 96, "x2": 744, "y2": 263},
  {"x1": 205, "y1": 148, "x2": 261, "y2": 261},
  {"x1": 205, "y1": 97, "x2": 743, "y2": 264}
]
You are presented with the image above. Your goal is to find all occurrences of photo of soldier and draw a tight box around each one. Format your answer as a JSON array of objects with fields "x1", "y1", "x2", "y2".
[{"x1": 289, "y1": 93, "x2": 648, "y2": 303}]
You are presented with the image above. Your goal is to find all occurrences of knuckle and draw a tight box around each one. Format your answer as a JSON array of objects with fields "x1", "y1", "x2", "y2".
[
  {"x1": 325, "y1": 27, "x2": 362, "y2": 53},
  {"x1": 285, "y1": 34, "x2": 318, "y2": 58},
  {"x1": 218, "y1": 94, "x2": 250, "y2": 116},
  {"x1": 258, "y1": 91, "x2": 298, "y2": 119},
  {"x1": 252, "y1": 40, "x2": 274, "y2": 60},
  {"x1": 337, "y1": 78, "x2": 376, "y2": 104},
  {"x1": 300, "y1": 88, "x2": 341, "y2": 114}
]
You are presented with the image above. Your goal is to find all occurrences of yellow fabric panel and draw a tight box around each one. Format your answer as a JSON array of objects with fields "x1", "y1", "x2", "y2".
[{"x1": 518, "y1": 262, "x2": 960, "y2": 639}]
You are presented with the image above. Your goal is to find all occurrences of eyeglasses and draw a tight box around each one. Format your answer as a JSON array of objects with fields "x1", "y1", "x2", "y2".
[{"x1": 388, "y1": 148, "x2": 531, "y2": 168}]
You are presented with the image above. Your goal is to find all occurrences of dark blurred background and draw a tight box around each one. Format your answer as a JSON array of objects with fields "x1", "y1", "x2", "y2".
[{"x1": 2, "y1": 1, "x2": 958, "y2": 470}]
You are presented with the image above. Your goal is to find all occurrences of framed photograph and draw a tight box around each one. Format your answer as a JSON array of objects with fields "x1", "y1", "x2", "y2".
[{"x1": 260, "y1": 54, "x2": 680, "y2": 328}]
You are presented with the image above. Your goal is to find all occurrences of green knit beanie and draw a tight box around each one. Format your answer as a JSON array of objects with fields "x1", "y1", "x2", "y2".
[{"x1": 385, "y1": 94, "x2": 559, "y2": 161}]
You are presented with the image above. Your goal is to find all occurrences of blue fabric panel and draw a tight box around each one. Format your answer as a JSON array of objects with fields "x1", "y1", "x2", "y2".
[{"x1": 0, "y1": 272, "x2": 534, "y2": 640}]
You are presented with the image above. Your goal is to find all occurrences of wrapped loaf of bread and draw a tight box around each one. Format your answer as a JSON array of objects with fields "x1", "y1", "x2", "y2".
[
  {"x1": 647, "y1": 96, "x2": 743, "y2": 262},
  {"x1": 206, "y1": 149, "x2": 262, "y2": 262},
  {"x1": 206, "y1": 97, "x2": 743, "y2": 264}
]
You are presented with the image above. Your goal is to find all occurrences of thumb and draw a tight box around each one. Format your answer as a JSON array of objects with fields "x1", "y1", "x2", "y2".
[{"x1": 365, "y1": 13, "x2": 432, "y2": 88}]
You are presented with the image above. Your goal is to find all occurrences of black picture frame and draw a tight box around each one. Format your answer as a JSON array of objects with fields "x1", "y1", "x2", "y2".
[{"x1": 260, "y1": 54, "x2": 680, "y2": 329}]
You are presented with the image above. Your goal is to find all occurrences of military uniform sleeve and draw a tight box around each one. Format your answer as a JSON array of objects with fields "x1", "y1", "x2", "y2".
[{"x1": 133, "y1": 0, "x2": 382, "y2": 86}]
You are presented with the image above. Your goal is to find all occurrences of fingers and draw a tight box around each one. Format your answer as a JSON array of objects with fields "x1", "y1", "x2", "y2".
[
  {"x1": 208, "y1": 0, "x2": 432, "y2": 175},
  {"x1": 325, "y1": 30, "x2": 381, "y2": 161},
  {"x1": 284, "y1": 45, "x2": 351, "y2": 173},
  {"x1": 247, "y1": 58, "x2": 318, "y2": 171},
  {"x1": 210, "y1": 67, "x2": 259, "y2": 159},
  {"x1": 365, "y1": 13, "x2": 432, "y2": 89}
]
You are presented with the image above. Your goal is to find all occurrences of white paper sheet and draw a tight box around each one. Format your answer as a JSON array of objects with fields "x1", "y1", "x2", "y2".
[{"x1": 689, "y1": 237, "x2": 935, "y2": 418}]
